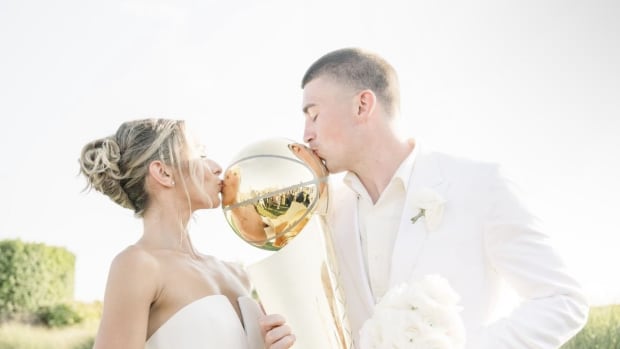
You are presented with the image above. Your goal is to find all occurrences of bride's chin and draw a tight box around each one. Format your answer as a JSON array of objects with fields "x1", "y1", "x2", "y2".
[
  {"x1": 192, "y1": 197, "x2": 221, "y2": 211},
  {"x1": 208, "y1": 197, "x2": 222, "y2": 209}
]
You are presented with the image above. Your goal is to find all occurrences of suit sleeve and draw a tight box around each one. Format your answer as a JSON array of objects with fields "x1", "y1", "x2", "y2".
[{"x1": 479, "y1": 166, "x2": 589, "y2": 349}]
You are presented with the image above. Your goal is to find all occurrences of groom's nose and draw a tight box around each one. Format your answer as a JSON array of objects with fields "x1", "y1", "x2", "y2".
[{"x1": 303, "y1": 119, "x2": 315, "y2": 144}]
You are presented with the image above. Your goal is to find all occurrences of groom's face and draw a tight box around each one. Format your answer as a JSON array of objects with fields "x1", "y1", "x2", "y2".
[{"x1": 302, "y1": 76, "x2": 359, "y2": 174}]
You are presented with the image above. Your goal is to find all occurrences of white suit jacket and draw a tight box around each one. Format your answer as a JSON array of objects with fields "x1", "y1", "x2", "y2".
[{"x1": 324, "y1": 147, "x2": 588, "y2": 349}]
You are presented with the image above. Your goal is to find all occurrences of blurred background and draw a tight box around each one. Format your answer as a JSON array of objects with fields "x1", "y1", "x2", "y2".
[{"x1": 1, "y1": 0, "x2": 618, "y2": 311}]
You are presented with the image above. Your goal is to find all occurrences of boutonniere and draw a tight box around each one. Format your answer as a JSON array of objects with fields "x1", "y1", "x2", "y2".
[{"x1": 410, "y1": 188, "x2": 446, "y2": 231}]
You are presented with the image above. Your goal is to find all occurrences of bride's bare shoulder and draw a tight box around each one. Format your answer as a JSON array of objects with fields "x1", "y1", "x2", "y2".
[
  {"x1": 106, "y1": 245, "x2": 161, "y2": 289},
  {"x1": 113, "y1": 244, "x2": 159, "y2": 266}
]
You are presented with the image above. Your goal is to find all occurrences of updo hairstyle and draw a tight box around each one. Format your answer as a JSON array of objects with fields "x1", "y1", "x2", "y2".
[{"x1": 79, "y1": 119, "x2": 187, "y2": 216}]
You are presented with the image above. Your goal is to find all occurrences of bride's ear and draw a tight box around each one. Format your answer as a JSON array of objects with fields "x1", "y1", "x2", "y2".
[{"x1": 148, "y1": 160, "x2": 175, "y2": 187}]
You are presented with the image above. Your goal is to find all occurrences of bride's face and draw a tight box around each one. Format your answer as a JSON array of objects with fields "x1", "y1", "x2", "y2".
[{"x1": 179, "y1": 133, "x2": 223, "y2": 211}]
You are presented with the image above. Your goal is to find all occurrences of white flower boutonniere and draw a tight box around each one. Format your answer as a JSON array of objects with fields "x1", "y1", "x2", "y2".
[
  {"x1": 359, "y1": 274, "x2": 466, "y2": 349},
  {"x1": 410, "y1": 188, "x2": 446, "y2": 231}
]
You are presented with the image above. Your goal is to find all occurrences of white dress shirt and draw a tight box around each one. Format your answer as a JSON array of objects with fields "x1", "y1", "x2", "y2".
[{"x1": 343, "y1": 147, "x2": 417, "y2": 301}]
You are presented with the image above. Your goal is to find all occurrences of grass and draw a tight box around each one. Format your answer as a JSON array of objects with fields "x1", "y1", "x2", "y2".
[
  {"x1": 0, "y1": 321, "x2": 97, "y2": 349},
  {"x1": 561, "y1": 304, "x2": 620, "y2": 349},
  {"x1": 0, "y1": 304, "x2": 617, "y2": 348}
]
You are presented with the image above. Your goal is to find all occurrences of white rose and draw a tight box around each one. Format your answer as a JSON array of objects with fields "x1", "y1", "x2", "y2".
[{"x1": 359, "y1": 275, "x2": 466, "y2": 349}]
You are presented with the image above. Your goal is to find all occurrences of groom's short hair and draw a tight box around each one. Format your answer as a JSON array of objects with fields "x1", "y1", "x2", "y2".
[{"x1": 301, "y1": 47, "x2": 401, "y2": 117}]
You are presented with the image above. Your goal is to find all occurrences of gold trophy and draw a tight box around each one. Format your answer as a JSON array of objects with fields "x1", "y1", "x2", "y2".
[{"x1": 222, "y1": 138, "x2": 351, "y2": 349}]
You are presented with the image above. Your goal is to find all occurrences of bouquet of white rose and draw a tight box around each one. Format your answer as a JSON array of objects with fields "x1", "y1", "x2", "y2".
[{"x1": 359, "y1": 274, "x2": 466, "y2": 349}]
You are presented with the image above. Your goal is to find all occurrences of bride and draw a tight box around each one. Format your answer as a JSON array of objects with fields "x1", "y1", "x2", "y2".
[{"x1": 79, "y1": 118, "x2": 295, "y2": 349}]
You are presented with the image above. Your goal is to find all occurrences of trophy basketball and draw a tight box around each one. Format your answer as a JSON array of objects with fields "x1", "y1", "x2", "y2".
[{"x1": 221, "y1": 138, "x2": 351, "y2": 349}]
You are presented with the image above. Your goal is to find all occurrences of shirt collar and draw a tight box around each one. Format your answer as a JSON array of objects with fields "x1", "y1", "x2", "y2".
[
  {"x1": 393, "y1": 141, "x2": 418, "y2": 192},
  {"x1": 343, "y1": 139, "x2": 419, "y2": 196}
]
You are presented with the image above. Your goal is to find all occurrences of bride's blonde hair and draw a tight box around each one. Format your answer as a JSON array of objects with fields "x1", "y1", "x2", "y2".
[{"x1": 79, "y1": 118, "x2": 210, "y2": 217}]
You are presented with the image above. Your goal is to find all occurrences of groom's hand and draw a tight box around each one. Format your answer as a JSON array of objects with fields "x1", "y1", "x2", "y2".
[{"x1": 259, "y1": 314, "x2": 295, "y2": 349}]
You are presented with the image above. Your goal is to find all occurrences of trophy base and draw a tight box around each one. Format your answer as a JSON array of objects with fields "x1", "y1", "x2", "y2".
[{"x1": 247, "y1": 216, "x2": 351, "y2": 349}]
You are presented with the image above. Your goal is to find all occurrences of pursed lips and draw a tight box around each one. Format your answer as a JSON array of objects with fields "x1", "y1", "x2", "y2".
[{"x1": 311, "y1": 148, "x2": 328, "y2": 167}]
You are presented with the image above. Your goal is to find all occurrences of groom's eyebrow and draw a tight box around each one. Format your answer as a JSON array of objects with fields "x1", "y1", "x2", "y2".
[{"x1": 302, "y1": 103, "x2": 316, "y2": 115}]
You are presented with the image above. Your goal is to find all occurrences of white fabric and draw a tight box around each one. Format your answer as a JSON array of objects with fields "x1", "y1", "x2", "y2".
[
  {"x1": 324, "y1": 143, "x2": 589, "y2": 349},
  {"x1": 343, "y1": 146, "x2": 416, "y2": 301},
  {"x1": 238, "y1": 296, "x2": 265, "y2": 349},
  {"x1": 145, "y1": 295, "x2": 263, "y2": 349}
]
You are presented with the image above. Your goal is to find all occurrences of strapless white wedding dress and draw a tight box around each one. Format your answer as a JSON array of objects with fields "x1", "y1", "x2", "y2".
[{"x1": 145, "y1": 295, "x2": 264, "y2": 349}]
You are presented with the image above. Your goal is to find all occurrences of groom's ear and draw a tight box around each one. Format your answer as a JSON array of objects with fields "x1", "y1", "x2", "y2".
[
  {"x1": 148, "y1": 160, "x2": 175, "y2": 188},
  {"x1": 355, "y1": 89, "x2": 376, "y2": 122}
]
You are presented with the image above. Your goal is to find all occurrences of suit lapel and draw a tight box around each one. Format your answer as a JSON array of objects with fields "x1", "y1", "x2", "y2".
[
  {"x1": 329, "y1": 185, "x2": 374, "y2": 312},
  {"x1": 389, "y1": 149, "x2": 448, "y2": 287}
]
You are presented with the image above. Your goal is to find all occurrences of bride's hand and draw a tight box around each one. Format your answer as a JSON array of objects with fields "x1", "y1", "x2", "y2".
[{"x1": 259, "y1": 314, "x2": 295, "y2": 349}]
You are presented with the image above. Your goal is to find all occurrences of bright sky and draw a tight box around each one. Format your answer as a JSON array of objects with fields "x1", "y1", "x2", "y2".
[{"x1": 1, "y1": 0, "x2": 618, "y2": 306}]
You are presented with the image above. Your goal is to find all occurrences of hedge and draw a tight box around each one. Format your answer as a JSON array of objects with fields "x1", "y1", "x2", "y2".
[{"x1": 0, "y1": 239, "x2": 75, "y2": 320}]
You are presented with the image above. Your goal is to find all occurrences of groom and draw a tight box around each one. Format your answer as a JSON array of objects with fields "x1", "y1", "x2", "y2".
[{"x1": 299, "y1": 48, "x2": 589, "y2": 348}]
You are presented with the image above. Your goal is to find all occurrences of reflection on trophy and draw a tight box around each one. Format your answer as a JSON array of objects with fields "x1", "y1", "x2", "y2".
[{"x1": 222, "y1": 138, "x2": 351, "y2": 349}]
